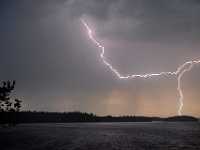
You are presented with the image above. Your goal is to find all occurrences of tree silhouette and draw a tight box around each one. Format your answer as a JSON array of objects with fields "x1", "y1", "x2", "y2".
[
  {"x1": 14, "y1": 99, "x2": 22, "y2": 112},
  {"x1": 0, "y1": 80, "x2": 22, "y2": 112},
  {"x1": 0, "y1": 81, "x2": 22, "y2": 125}
]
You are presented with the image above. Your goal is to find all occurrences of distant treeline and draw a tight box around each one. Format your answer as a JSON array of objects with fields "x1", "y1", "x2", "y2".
[{"x1": 0, "y1": 111, "x2": 199, "y2": 124}]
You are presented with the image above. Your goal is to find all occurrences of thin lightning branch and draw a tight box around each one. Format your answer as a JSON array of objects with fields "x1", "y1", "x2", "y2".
[{"x1": 81, "y1": 18, "x2": 200, "y2": 116}]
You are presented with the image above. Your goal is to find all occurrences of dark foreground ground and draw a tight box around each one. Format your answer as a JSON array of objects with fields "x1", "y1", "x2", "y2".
[{"x1": 0, "y1": 122, "x2": 200, "y2": 150}]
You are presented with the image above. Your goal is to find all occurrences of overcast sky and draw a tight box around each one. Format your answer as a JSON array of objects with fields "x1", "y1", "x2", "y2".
[{"x1": 0, "y1": 0, "x2": 200, "y2": 116}]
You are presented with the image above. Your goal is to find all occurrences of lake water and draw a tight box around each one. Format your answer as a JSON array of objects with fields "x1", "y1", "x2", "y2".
[{"x1": 0, "y1": 122, "x2": 200, "y2": 150}]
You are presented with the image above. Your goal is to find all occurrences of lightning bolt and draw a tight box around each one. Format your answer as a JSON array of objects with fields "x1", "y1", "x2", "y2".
[{"x1": 81, "y1": 18, "x2": 200, "y2": 116}]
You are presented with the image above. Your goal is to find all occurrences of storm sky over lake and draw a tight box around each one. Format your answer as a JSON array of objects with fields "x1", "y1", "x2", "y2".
[{"x1": 0, "y1": 0, "x2": 200, "y2": 116}]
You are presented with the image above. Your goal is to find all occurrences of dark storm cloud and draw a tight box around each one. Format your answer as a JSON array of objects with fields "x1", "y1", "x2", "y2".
[
  {"x1": 65, "y1": 0, "x2": 200, "y2": 43},
  {"x1": 65, "y1": 0, "x2": 200, "y2": 73},
  {"x1": 0, "y1": 0, "x2": 118, "y2": 110},
  {"x1": 65, "y1": 0, "x2": 117, "y2": 20},
  {"x1": 0, "y1": 0, "x2": 116, "y2": 87},
  {"x1": 0, "y1": 0, "x2": 200, "y2": 116}
]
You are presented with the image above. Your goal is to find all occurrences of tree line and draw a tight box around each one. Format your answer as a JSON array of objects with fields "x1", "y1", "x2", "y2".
[{"x1": 1, "y1": 111, "x2": 198, "y2": 124}]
